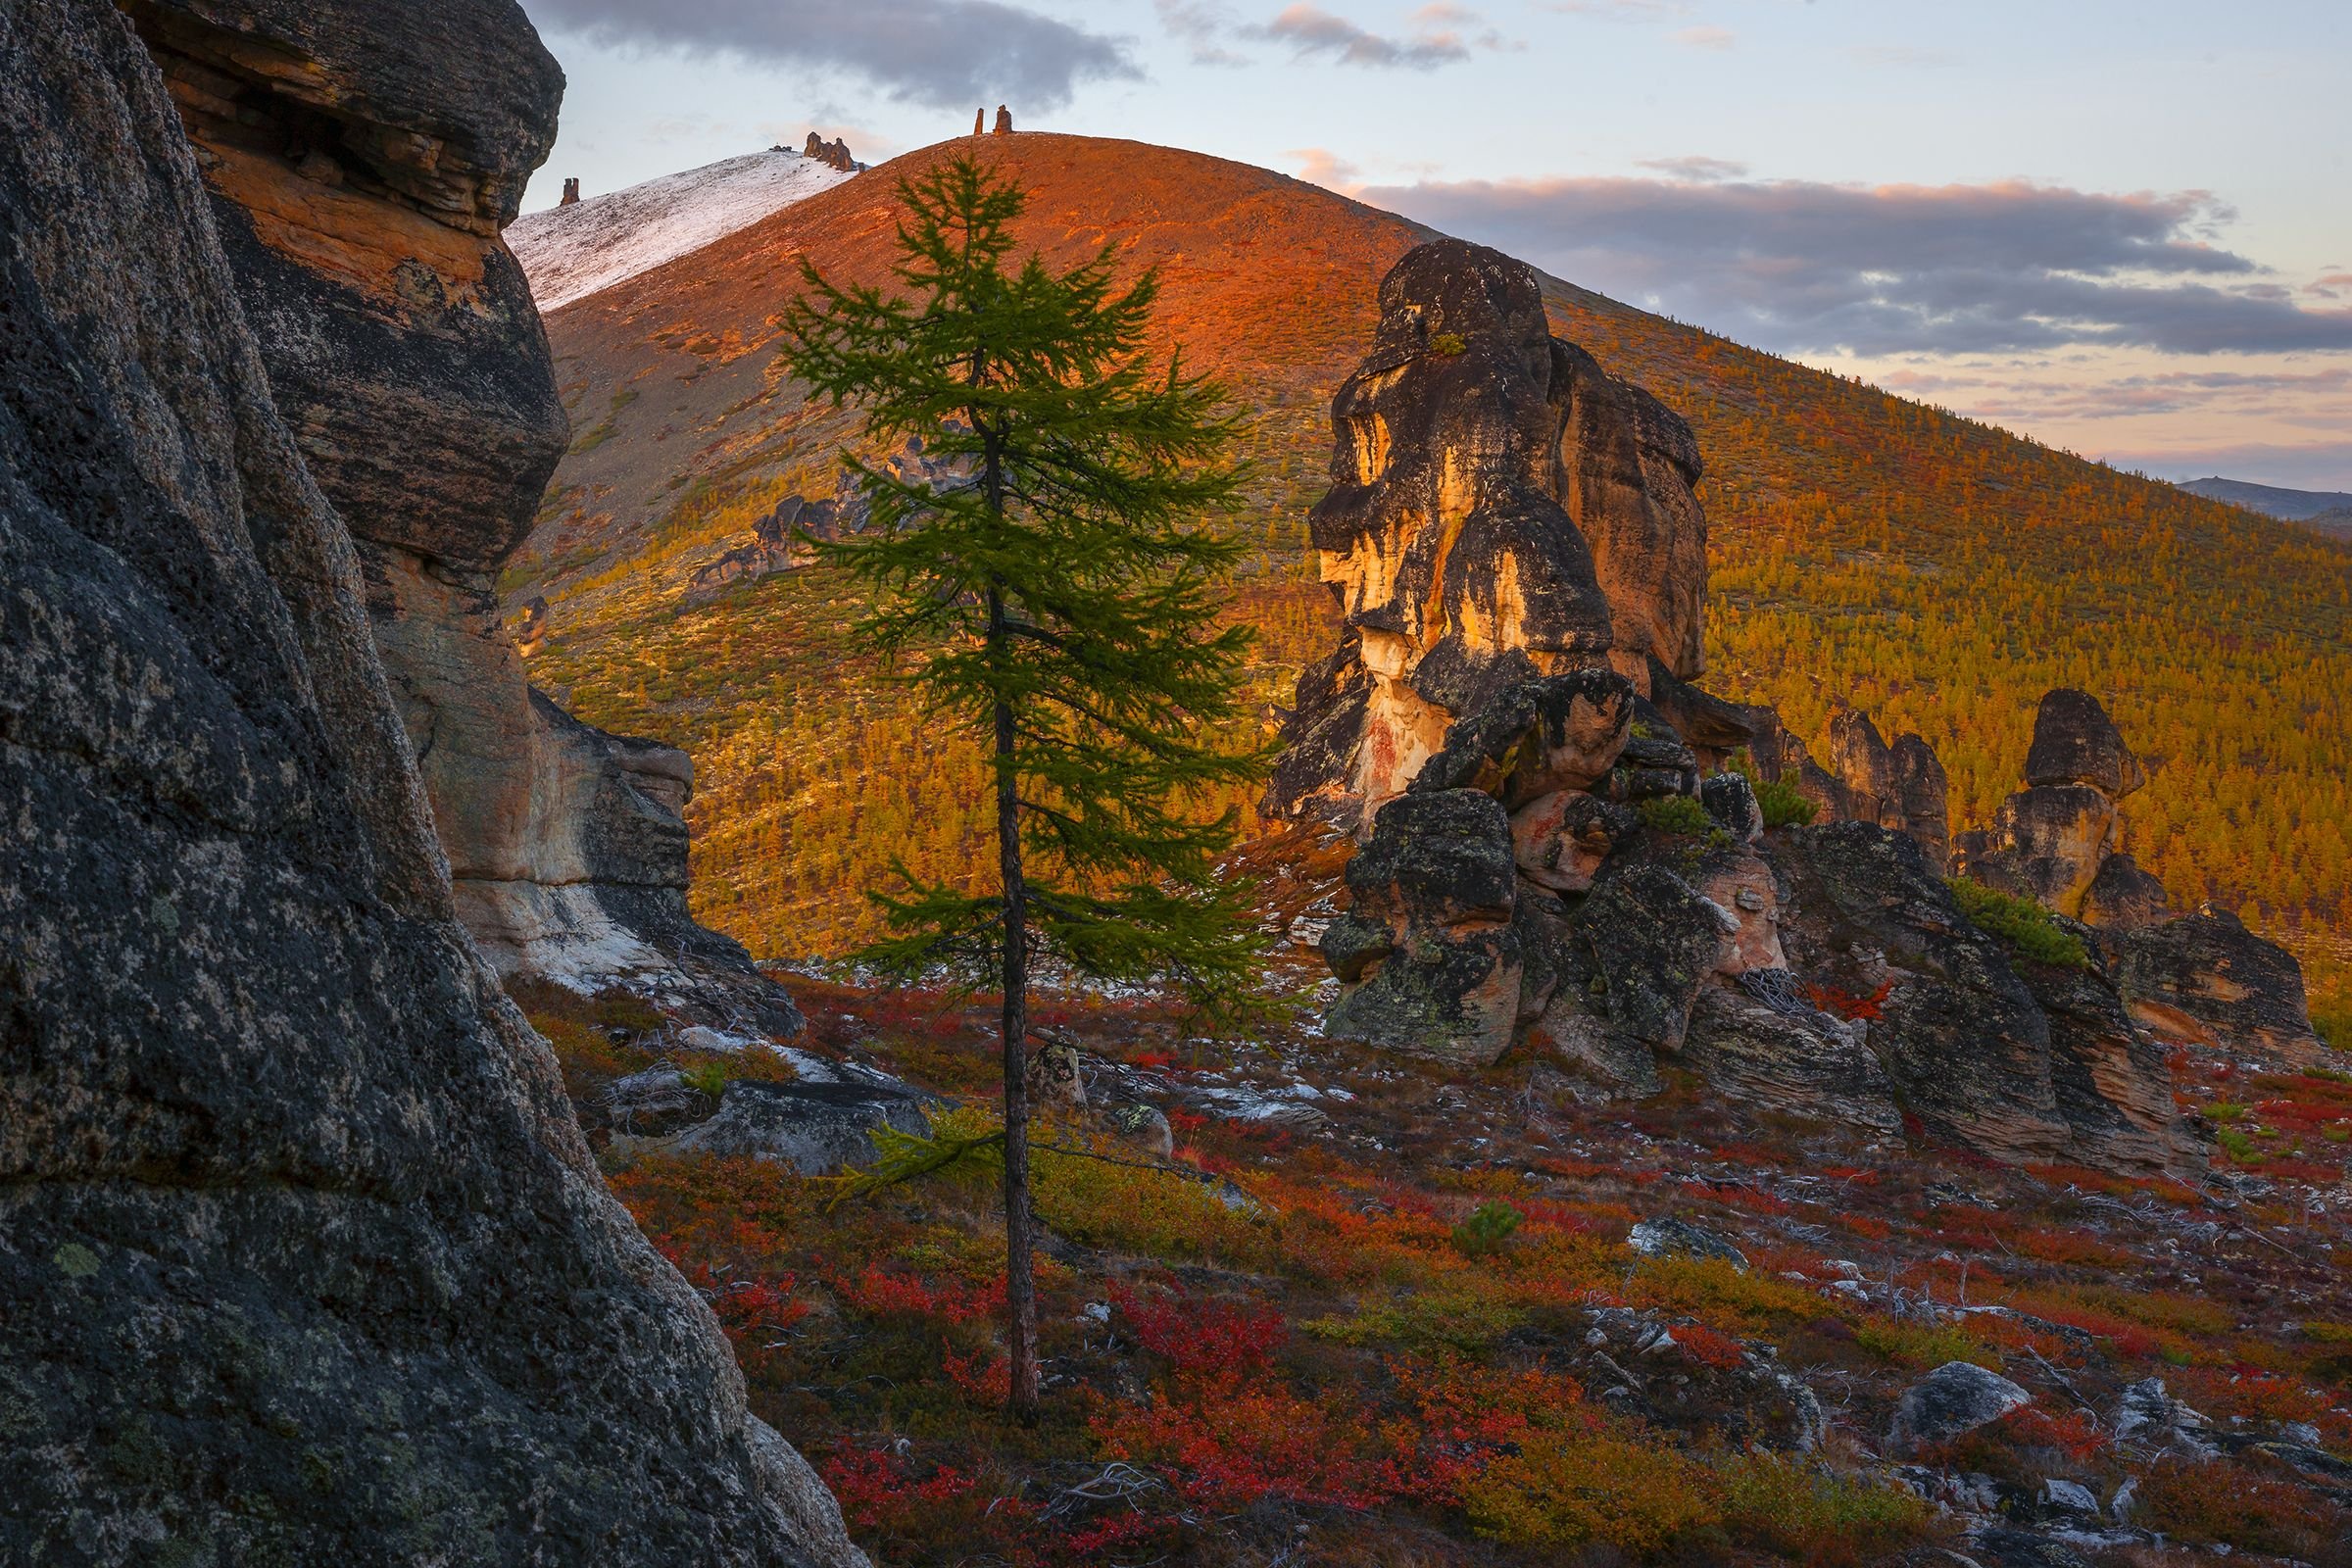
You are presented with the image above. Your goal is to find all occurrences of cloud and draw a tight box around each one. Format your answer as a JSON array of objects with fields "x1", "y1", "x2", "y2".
[
  {"x1": 1154, "y1": 0, "x2": 1249, "y2": 65},
  {"x1": 1288, "y1": 146, "x2": 1364, "y2": 191},
  {"x1": 1249, "y1": 3, "x2": 1471, "y2": 68},
  {"x1": 1538, "y1": 0, "x2": 1690, "y2": 17},
  {"x1": 1636, "y1": 155, "x2": 1747, "y2": 181},
  {"x1": 1671, "y1": 24, "x2": 1734, "y2": 49},
  {"x1": 1359, "y1": 173, "x2": 2352, "y2": 357},
  {"x1": 522, "y1": 0, "x2": 1139, "y2": 110}
]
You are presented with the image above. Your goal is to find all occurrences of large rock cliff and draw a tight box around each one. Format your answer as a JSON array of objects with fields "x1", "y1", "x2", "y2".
[
  {"x1": 123, "y1": 0, "x2": 794, "y2": 1027},
  {"x1": 0, "y1": 3, "x2": 851, "y2": 1562}
]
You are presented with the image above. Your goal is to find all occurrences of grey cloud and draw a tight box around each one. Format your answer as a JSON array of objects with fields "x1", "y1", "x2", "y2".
[
  {"x1": 1249, "y1": 3, "x2": 1471, "y2": 68},
  {"x1": 1155, "y1": 0, "x2": 1250, "y2": 64},
  {"x1": 1635, "y1": 155, "x2": 1747, "y2": 181},
  {"x1": 523, "y1": 0, "x2": 1139, "y2": 110},
  {"x1": 1361, "y1": 174, "x2": 2352, "y2": 356}
]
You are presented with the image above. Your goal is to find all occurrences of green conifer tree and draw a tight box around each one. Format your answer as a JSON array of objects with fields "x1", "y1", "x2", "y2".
[{"x1": 779, "y1": 156, "x2": 1267, "y2": 1419}]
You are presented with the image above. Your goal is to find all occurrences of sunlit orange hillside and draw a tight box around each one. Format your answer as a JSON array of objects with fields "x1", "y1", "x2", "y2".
[{"x1": 513, "y1": 132, "x2": 2352, "y2": 1024}]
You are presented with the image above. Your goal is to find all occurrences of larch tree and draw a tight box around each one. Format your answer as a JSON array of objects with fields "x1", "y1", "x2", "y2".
[{"x1": 778, "y1": 156, "x2": 1267, "y2": 1420}]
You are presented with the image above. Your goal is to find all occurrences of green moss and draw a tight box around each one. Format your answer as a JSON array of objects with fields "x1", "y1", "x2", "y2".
[
  {"x1": 1430, "y1": 331, "x2": 1467, "y2": 357},
  {"x1": 1946, "y1": 876, "x2": 2090, "y2": 968},
  {"x1": 53, "y1": 1242, "x2": 98, "y2": 1278}
]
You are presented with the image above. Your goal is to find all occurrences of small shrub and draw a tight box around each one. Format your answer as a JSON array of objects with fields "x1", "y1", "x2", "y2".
[
  {"x1": 1636, "y1": 794, "x2": 1716, "y2": 838},
  {"x1": 1946, "y1": 876, "x2": 2089, "y2": 968},
  {"x1": 679, "y1": 1062, "x2": 731, "y2": 1100},
  {"x1": 2134, "y1": 1455, "x2": 2351, "y2": 1557},
  {"x1": 1755, "y1": 775, "x2": 1819, "y2": 827},
  {"x1": 1452, "y1": 1200, "x2": 1524, "y2": 1256},
  {"x1": 1466, "y1": 1433, "x2": 1718, "y2": 1556},
  {"x1": 1718, "y1": 1452, "x2": 1936, "y2": 1566},
  {"x1": 1429, "y1": 330, "x2": 1467, "y2": 357}
]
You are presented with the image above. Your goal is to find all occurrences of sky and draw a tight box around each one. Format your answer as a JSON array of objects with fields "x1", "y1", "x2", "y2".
[{"x1": 514, "y1": 1, "x2": 2352, "y2": 490}]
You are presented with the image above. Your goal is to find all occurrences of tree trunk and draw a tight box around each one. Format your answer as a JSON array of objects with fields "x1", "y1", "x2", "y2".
[{"x1": 990, "y1": 589, "x2": 1040, "y2": 1423}]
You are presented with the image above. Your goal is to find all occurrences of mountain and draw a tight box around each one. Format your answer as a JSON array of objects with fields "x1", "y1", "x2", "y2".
[
  {"x1": 2179, "y1": 475, "x2": 2352, "y2": 523},
  {"x1": 511, "y1": 147, "x2": 853, "y2": 312},
  {"x1": 511, "y1": 132, "x2": 2352, "y2": 1023}
]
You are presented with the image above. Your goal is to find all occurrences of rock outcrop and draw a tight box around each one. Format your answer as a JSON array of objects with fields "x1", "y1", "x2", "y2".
[
  {"x1": 1265, "y1": 239, "x2": 1710, "y2": 826},
  {"x1": 127, "y1": 0, "x2": 798, "y2": 1027},
  {"x1": 1956, "y1": 689, "x2": 2138, "y2": 917},
  {"x1": 994, "y1": 104, "x2": 1012, "y2": 134},
  {"x1": 803, "y1": 130, "x2": 856, "y2": 172},
  {"x1": 0, "y1": 3, "x2": 856, "y2": 1561},
  {"x1": 1286, "y1": 246, "x2": 2197, "y2": 1175},
  {"x1": 561, "y1": 173, "x2": 579, "y2": 204},
  {"x1": 1949, "y1": 690, "x2": 2322, "y2": 1065}
]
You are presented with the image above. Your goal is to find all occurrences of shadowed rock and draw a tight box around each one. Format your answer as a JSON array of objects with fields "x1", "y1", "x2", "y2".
[
  {"x1": 1323, "y1": 790, "x2": 1523, "y2": 1064},
  {"x1": 660, "y1": 1078, "x2": 933, "y2": 1172},
  {"x1": 2082, "y1": 852, "x2": 2173, "y2": 933},
  {"x1": 1890, "y1": 1364, "x2": 2033, "y2": 1453},
  {"x1": 2026, "y1": 688, "x2": 2146, "y2": 799},
  {"x1": 0, "y1": 4, "x2": 856, "y2": 1559}
]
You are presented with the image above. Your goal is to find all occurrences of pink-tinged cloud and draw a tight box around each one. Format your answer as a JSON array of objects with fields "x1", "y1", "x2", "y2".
[
  {"x1": 1251, "y1": 3, "x2": 1471, "y2": 68},
  {"x1": 1357, "y1": 173, "x2": 2352, "y2": 357},
  {"x1": 1672, "y1": 24, "x2": 1734, "y2": 49}
]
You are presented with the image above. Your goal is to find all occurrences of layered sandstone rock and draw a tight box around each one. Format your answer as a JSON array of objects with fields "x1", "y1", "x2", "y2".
[
  {"x1": 2119, "y1": 907, "x2": 2327, "y2": 1065},
  {"x1": 0, "y1": 4, "x2": 855, "y2": 1561},
  {"x1": 127, "y1": 0, "x2": 796, "y2": 1025},
  {"x1": 1265, "y1": 239, "x2": 1710, "y2": 826}
]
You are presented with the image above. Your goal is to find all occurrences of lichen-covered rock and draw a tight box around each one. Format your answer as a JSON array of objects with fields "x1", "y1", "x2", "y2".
[
  {"x1": 1411, "y1": 668, "x2": 1635, "y2": 808},
  {"x1": 0, "y1": 5, "x2": 856, "y2": 1561},
  {"x1": 1323, "y1": 790, "x2": 1522, "y2": 1064},
  {"x1": 1889, "y1": 1363, "x2": 2033, "y2": 1453},
  {"x1": 2119, "y1": 907, "x2": 2327, "y2": 1064},
  {"x1": 1972, "y1": 783, "x2": 2117, "y2": 917},
  {"x1": 661, "y1": 1078, "x2": 933, "y2": 1173},
  {"x1": 1682, "y1": 985, "x2": 1903, "y2": 1134},
  {"x1": 126, "y1": 0, "x2": 791, "y2": 1024},
  {"x1": 2015, "y1": 936, "x2": 2205, "y2": 1174},
  {"x1": 1265, "y1": 238, "x2": 1715, "y2": 825},
  {"x1": 2025, "y1": 688, "x2": 2146, "y2": 799},
  {"x1": 1511, "y1": 789, "x2": 1637, "y2": 893},
  {"x1": 1700, "y1": 770, "x2": 1764, "y2": 845},
  {"x1": 1777, "y1": 824, "x2": 2073, "y2": 1164}
]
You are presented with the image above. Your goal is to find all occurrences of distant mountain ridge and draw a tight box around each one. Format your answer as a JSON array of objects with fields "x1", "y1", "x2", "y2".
[{"x1": 2179, "y1": 475, "x2": 2352, "y2": 537}]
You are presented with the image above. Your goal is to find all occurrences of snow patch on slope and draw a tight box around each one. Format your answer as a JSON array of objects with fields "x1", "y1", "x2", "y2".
[{"x1": 513, "y1": 150, "x2": 854, "y2": 313}]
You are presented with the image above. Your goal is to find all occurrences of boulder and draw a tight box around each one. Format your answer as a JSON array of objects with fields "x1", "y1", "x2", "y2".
[
  {"x1": 2119, "y1": 907, "x2": 2327, "y2": 1063},
  {"x1": 1628, "y1": 1217, "x2": 1748, "y2": 1269},
  {"x1": 1411, "y1": 668, "x2": 1634, "y2": 808},
  {"x1": 1888, "y1": 1362, "x2": 2033, "y2": 1452},
  {"x1": 0, "y1": 6, "x2": 858, "y2": 1559},
  {"x1": 1265, "y1": 238, "x2": 1715, "y2": 826},
  {"x1": 662, "y1": 1079, "x2": 933, "y2": 1173},
  {"x1": 126, "y1": 0, "x2": 795, "y2": 1027},
  {"x1": 1699, "y1": 771, "x2": 1764, "y2": 845},
  {"x1": 1573, "y1": 857, "x2": 1731, "y2": 1054},
  {"x1": 2025, "y1": 688, "x2": 2146, "y2": 799},
  {"x1": 2081, "y1": 852, "x2": 2172, "y2": 933},
  {"x1": 1511, "y1": 789, "x2": 1637, "y2": 892},
  {"x1": 1322, "y1": 790, "x2": 1523, "y2": 1064}
]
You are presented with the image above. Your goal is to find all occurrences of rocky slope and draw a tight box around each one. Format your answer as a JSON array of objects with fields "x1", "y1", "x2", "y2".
[
  {"x1": 0, "y1": 2, "x2": 850, "y2": 1561},
  {"x1": 125, "y1": 0, "x2": 797, "y2": 1026}
]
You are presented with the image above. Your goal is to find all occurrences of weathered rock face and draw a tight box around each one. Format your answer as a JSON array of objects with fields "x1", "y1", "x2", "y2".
[
  {"x1": 2026, "y1": 687, "x2": 2147, "y2": 798},
  {"x1": 803, "y1": 130, "x2": 857, "y2": 172},
  {"x1": 2119, "y1": 907, "x2": 2327, "y2": 1064},
  {"x1": 0, "y1": 5, "x2": 855, "y2": 1562},
  {"x1": 1265, "y1": 239, "x2": 1710, "y2": 825},
  {"x1": 128, "y1": 0, "x2": 797, "y2": 1025},
  {"x1": 2081, "y1": 852, "x2": 2172, "y2": 934}
]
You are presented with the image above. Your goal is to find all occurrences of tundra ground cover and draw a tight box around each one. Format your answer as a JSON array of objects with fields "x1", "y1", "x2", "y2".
[{"x1": 530, "y1": 972, "x2": 2352, "y2": 1567}]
